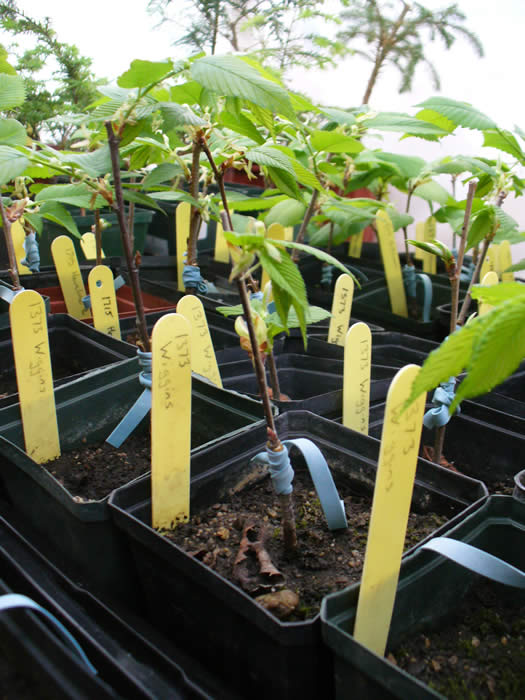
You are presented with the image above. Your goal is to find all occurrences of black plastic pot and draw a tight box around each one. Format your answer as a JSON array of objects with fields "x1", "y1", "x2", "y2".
[
  {"x1": 109, "y1": 410, "x2": 487, "y2": 700},
  {"x1": 0, "y1": 358, "x2": 268, "y2": 603},
  {"x1": 367, "y1": 400, "x2": 525, "y2": 490},
  {"x1": 139, "y1": 265, "x2": 240, "y2": 308},
  {"x1": 321, "y1": 495, "x2": 524, "y2": 700},
  {"x1": 0, "y1": 312, "x2": 136, "y2": 409},
  {"x1": 0, "y1": 509, "x2": 234, "y2": 699}
]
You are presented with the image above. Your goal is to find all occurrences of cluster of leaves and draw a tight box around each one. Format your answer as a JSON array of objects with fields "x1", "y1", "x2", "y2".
[{"x1": 406, "y1": 282, "x2": 525, "y2": 411}]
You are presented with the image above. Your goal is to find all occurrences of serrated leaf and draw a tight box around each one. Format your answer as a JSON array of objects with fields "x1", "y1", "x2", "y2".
[
  {"x1": 223, "y1": 193, "x2": 287, "y2": 212},
  {"x1": 118, "y1": 60, "x2": 174, "y2": 88},
  {"x1": 158, "y1": 102, "x2": 207, "y2": 129},
  {"x1": 267, "y1": 167, "x2": 304, "y2": 201},
  {"x1": 415, "y1": 97, "x2": 497, "y2": 131},
  {"x1": 121, "y1": 188, "x2": 163, "y2": 212},
  {"x1": 466, "y1": 207, "x2": 495, "y2": 250},
  {"x1": 268, "y1": 238, "x2": 359, "y2": 285},
  {"x1": 415, "y1": 108, "x2": 455, "y2": 134},
  {"x1": 289, "y1": 157, "x2": 323, "y2": 192},
  {"x1": 23, "y1": 212, "x2": 42, "y2": 235},
  {"x1": 432, "y1": 156, "x2": 497, "y2": 177},
  {"x1": 321, "y1": 108, "x2": 357, "y2": 126},
  {"x1": 244, "y1": 146, "x2": 295, "y2": 175},
  {"x1": 356, "y1": 150, "x2": 425, "y2": 179},
  {"x1": 412, "y1": 180, "x2": 450, "y2": 205},
  {"x1": 35, "y1": 183, "x2": 106, "y2": 209},
  {"x1": 310, "y1": 130, "x2": 363, "y2": 154},
  {"x1": 482, "y1": 129, "x2": 525, "y2": 162},
  {"x1": 0, "y1": 118, "x2": 26, "y2": 146},
  {"x1": 191, "y1": 55, "x2": 294, "y2": 119},
  {"x1": 363, "y1": 112, "x2": 449, "y2": 137},
  {"x1": 289, "y1": 92, "x2": 317, "y2": 113},
  {"x1": 0, "y1": 73, "x2": 25, "y2": 110},
  {"x1": 218, "y1": 110, "x2": 264, "y2": 144},
  {"x1": 143, "y1": 163, "x2": 184, "y2": 188},
  {"x1": 147, "y1": 190, "x2": 201, "y2": 207},
  {"x1": 408, "y1": 239, "x2": 447, "y2": 261},
  {"x1": 505, "y1": 258, "x2": 525, "y2": 273},
  {"x1": 0, "y1": 146, "x2": 29, "y2": 184},
  {"x1": 39, "y1": 201, "x2": 81, "y2": 239},
  {"x1": 58, "y1": 145, "x2": 113, "y2": 178},
  {"x1": 265, "y1": 198, "x2": 306, "y2": 227},
  {"x1": 471, "y1": 281, "x2": 525, "y2": 305},
  {"x1": 249, "y1": 103, "x2": 275, "y2": 132},
  {"x1": 453, "y1": 296, "x2": 525, "y2": 408},
  {"x1": 170, "y1": 81, "x2": 202, "y2": 105}
]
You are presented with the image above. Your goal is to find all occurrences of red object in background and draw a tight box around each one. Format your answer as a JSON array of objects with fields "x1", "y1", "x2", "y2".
[
  {"x1": 223, "y1": 164, "x2": 265, "y2": 188},
  {"x1": 39, "y1": 285, "x2": 176, "y2": 323},
  {"x1": 346, "y1": 188, "x2": 377, "y2": 243}
]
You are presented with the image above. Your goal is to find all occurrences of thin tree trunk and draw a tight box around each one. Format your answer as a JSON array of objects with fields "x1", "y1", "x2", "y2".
[
  {"x1": 291, "y1": 190, "x2": 319, "y2": 263},
  {"x1": 0, "y1": 198, "x2": 21, "y2": 289},
  {"x1": 94, "y1": 210, "x2": 103, "y2": 266}
]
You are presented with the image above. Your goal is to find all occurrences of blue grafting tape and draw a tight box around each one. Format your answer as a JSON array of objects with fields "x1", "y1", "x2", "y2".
[
  {"x1": 251, "y1": 438, "x2": 347, "y2": 531},
  {"x1": 82, "y1": 273, "x2": 128, "y2": 310},
  {"x1": 266, "y1": 443, "x2": 295, "y2": 495},
  {"x1": 0, "y1": 594, "x2": 97, "y2": 674},
  {"x1": 321, "y1": 264, "x2": 334, "y2": 286},
  {"x1": 415, "y1": 273, "x2": 433, "y2": 322},
  {"x1": 402, "y1": 264, "x2": 417, "y2": 298},
  {"x1": 250, "y1": 291, "x2": 264, "y2": 301},
  {"x1": 423, "y1": 377, "x2": 459, "y2": 429},
  {"x1": 183, "y1": 264, "x2": 208, "y2": 293},
  {"x1": 106, "y1": 351, "x2": 152, "y2": 447},
  {"x1": 20, "y1": 232, "x2": 40, "y2": 272},
  {"x1": 420, "y1": 538, "x2": 525, "y2": 588}
]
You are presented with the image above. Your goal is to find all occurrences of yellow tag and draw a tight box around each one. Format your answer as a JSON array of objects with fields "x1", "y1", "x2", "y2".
[
  {"x1": 348, "y1": 230, "x2": 364, "y2": 259},
  {"x1": 480, "y1": 245, "x2": 497, "y2": 280},
  {"x1": 284, "y1": 226, "x2": 294, "y2": 242},
  {"x1": 11, "y1": 221, "x2": 31, "y2": 275},
  {"x1": 422, "y1": 217, "x2": 437, "y2": 275},
  {"x1": 343, "y1": 322, "x2": 371, "y2": 434},
  {"x1": 214, "y1": 218, "x2": 230, "y2": 263},
  {"x1": 353, "y1": 365, "x2": 426, "y2": 656},
  {"x1": 327, "y1": 273, "x2": 354, "y2": 346},
  {"x1": 176, "y1": 202, "x2": 191, "y2": 292},
  {"x1": 88, "y1": 265, "x2": 121, "y2": 339},
  {"x1": 80, "y1": 232, "x2": 105, "y2": 260},
  {"x1": 177, "y1": 294, "x2": 222, "y2": 388},
  {"x1": 414, "y1": 221, "x2": 424, "y2": 261},
  {"x1": 151, "y1": 313, "x2": 192, "y2": 530},
  {"x1": 261, "y1": 223, "x2": 286, "y2": 290},
  {"x1": 498, "y1": 240, "x2": 514, "y2": 282},
  {"x1": 10, "y1": 291, "x2": 60, "y2": 463},
  {"x1": 375, "y1": 211, "x2": 408, "y2": 317},
  {"x1": 478, "y1": 270, "x2": 498, "y2": 316},
  {"x1": 51, "y1": 236, "x2": 90, "y2": 319}
]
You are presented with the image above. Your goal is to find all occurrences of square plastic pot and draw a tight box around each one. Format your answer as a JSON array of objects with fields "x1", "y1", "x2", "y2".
[
  {"x1": 0, "y1": 358, "x2": 269, "y2": 602},
  {"x1": 109, "y1": 410, "x2": 488, "y2": 700},
  {"x1": 321, "y1": 495, "x2": 525, "y2": 699}
]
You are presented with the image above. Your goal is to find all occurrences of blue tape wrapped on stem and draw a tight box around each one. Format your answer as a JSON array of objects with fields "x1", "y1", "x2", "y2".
[
  {"x1": 423, "y1": 376, "x2": 460, "y2": 429},
  {"x1": 21, "y1": 231, "x2": 40, "y2": 272},
  {"x1": 402, "y1": 264, "x2": 417, "y2": 298},
  {"x1": 183, "y1": 264, "x2": 208, "y2": 293}
]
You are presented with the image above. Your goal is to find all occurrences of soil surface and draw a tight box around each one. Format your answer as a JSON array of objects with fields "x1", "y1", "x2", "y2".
[
  {"x1": 164, "y1": 464, "x2": 448, "y2": 622},
  {"x1": 392, "y1": 581, "x2": 525, "y2": 699}
]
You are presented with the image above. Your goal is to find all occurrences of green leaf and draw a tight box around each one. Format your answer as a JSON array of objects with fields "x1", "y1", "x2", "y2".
[
  {"x1": 121, "y1": 188, "x2": 164, "y2": 212},
  {"x1": 118, "y1": 60, "x2": 174, "y2": 88},
  {"x1": 267, "y1": 238, "x2": 359, "y2": 285},
  {"x1": 57, "y1": 145, "x2": 113, "y2": 178},
  {"x1": 223, "y1": 193, "x2": 288, "y2": 212},
  {"x1": 415, "y1": 108, "x2": 455, "y2": 134},
  {"x1": 289, "y1": 157, "x2": 323, "y2": 192},
  {"x1": 39, "y1": 201, "x2": 81, "y2": 239},
  {"x1": 142, "y1": 163, "x2": 184, "y2": 188},
  {"x1": 158, "y1": 102, "x2": 207, "y2": 129},
  {"x1": 505, "y1": 258, "x2": 525, "y2": 273},
  {"x1": 356, "y1": 150, "x2": 425, "y2": 179},
  {"x1": 432, "y1": 156, "x2": 497, "y2": 177},
  {"x1": 415, "y1": 97, "x2": 497, "y2": 131},
  {"x1": 466, "y1": 207, "x2": 495, "y2": 250},
  {"x1": 145, "y1": 190, "x2": 201, "y2": 208},
  {"x1": 0, "y1": 118, "x2": 26, "y2": 146},
  {"x1": 0, "y1": 146, "x2": 29, "y2": 185},
  {"x1": 407, "y1": 239, "x2": 449, "y2": 262},
  {"x1": 244, "y1": 146, "x2": 295, "y2": 175},
  {"x1": 267, "y1": 167, "x2": 304, "y2": 201},
  {"x1": 471, "y1": 281, "x2": 525, "y2": 305},
  {"x1": 412, "y1": 180, "x2": 450, "y2": 205},
  {"x1": 35, "y1": 184, "x2": 106, "y2": 209},
  {"x1": 454, "y1": 296, "x2": 525, "y2": 408},
  {"x1": 190, "y1": 55, "x2": 294, "y2": 119},
  {"x1": 22, "y1": 212, "x2": 42, "y2": 236},
  {"x1": 310, "y1": 130, "x2": 363, "y2": 154},
  {"x1": 0, "y1": 73, "x2": 25, "y2": 110},
  {"x1": 265, "y1": 199, "x2": 306, "y2": 227},
  {"x1": 218, "y1": 111, "x2": 264, "y2": 145},
  {"x1": 482, "y1": 129, "x2": 525, "y2": 163},
  {"x1": 363, "y1": 112, "x2": 449, "y2": 138},
  {"x1": 170, "y1": 81, "x2": 202, "y2": 105},
  {"x1": 321, "y1": 108, "x2": 357, "y2": 126}
]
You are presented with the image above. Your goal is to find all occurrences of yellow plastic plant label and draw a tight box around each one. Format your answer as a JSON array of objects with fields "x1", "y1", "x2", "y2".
[
  {"x1": 11, "y1": 221, "x2": 31, "y2": 275},
  {"x1": 353, "y1": 364, "x2": 426, "y2": 656},
  {"x1": 343, "y1": 322, "x2": 371, "y2": 434},
  {"x1": 348, "y1": 230, "x2": 364, "y2": 258},
  {"x1": 151, "y1": 313, "x2": 192, "y2": 530},
  {"x1": 478, "y1": 270, "x2": 498, "y2": 316},
  {"x1": 261, "y1": 223, "x2": 286, "y2": 290},
  {"x1": 51, "y1": 236, "x2": 90, "y2": 319},
  {"x1": 284, "y1": 226, "x2": 294, "y2": 241},
  {"x1": 80, "y1": 232, "x2": 105, "y2": 260},
  {"x1": 414, "y1": 221, "x2": 424, "y2": 261},
  {"x1": 327, "y1": 273, "x2": 354, "y2": 346},
  {"x1": 480, "y1": 245, "x2": 497, "y2": 280},
  {"x1": 176, "y1": 202, "x2": 191, "y2": 292},
  {"x1": 498, "y1": 240, "x2": 514, "y2": 282},
  {"x1": 422, "y1": 217, "x2": 437, "y2": 275},
  {"x1": 88, "y1": 265, "x2": 121, "y2": 339},
  {"x1": 10, "y1": 290, "x2": 60, "y2": 464},
  {"x1": 375, "y1": 210, "x2": 408, "y2": 318},
  {"x1": 214, "y1": 217, "x2": 230, "y2": 263},
  {"x1": 177, "y1": 294, "x2": 222, "y2": 388}
]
